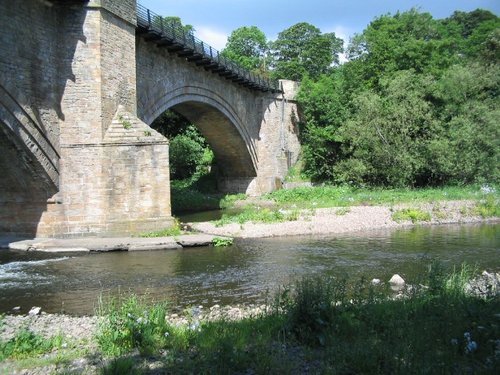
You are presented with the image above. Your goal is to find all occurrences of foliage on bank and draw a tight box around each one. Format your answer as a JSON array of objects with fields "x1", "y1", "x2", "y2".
[{"x1": 296, "y1": 9, "x2": 499, "y2": 187}]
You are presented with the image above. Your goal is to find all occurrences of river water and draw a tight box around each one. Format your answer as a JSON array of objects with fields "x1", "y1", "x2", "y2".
[{"x1": 0, "y1": 223, "x2": 498, "y2": 316}]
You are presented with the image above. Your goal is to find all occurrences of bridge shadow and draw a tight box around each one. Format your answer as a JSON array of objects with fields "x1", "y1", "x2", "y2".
[{"x1": 0, "y1": 1, "x2": 87, "y2": 237}]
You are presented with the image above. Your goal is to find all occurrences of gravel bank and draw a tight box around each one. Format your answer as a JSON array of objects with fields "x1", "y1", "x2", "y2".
[{"x1": 191, "y1": 200, "x2": 496, "y2": 238}]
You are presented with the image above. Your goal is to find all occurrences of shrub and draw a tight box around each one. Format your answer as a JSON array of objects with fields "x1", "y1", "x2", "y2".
[
  {"x1": 211, "y1": 237, "x2": 234, "y2": 247},
  {"x1": 169, "y1": 125, "x2": 213, "y2": 180},
  {"x1": 392, "y1": 208, "x2": 431, "y2": 223}
]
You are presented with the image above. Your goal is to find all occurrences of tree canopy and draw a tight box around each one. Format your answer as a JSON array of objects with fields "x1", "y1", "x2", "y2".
[
  {"x1": 221, "y1": 26, "x2": 268, "y2": 72},
  {"x1": 270, "y1": 22, "x2": 343, "y2": 81},
  {"x1": 295, "y1": 8, "x2": 499, "y2": 186}
]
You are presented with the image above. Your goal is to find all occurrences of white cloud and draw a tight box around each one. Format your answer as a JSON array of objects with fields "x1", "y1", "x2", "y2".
[{"x1": 195, "y1": 26, "x2": 229, "y2": 51}]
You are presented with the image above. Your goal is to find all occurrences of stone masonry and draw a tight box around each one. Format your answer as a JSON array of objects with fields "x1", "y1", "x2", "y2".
[{"x1": 0, "y1": 0, "x2": 299, "y2": 237}]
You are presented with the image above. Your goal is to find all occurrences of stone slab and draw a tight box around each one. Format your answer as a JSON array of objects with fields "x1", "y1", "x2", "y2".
[
  {"x1": 0, "y1": 234, "x2": 232, "y2": 252},
  {"x1": 176, "y1": 234, "x2": 220, "y2": 247}
]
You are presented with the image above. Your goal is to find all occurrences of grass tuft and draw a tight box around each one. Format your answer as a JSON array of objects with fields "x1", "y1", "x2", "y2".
[
  {"x1": 215, "y1": 206, "x2": 299, "y2": 226},
  {"x1": 0, "y1": 329, "x2": 63, "y2": 361},
  {"x1": 96, "y1": 295, "x2": 172, "y2": 356},
  {"x1": 475, "y1": 194, "x2": 500, "y2": 218},
  {"x1": 211, "y1": 237, "x2": 234, "y2": 247},
  {"x1": 391, "y1": 208, "x2": 432, "y2": 223},
  {"x1": 138, "y1": 218, "x2": 182, "y2": 237}
]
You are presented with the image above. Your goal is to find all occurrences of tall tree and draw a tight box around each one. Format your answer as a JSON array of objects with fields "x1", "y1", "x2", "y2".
[
  {"x1": 221, "y1": 26, "x2": 268, "y2": 72},
  {"x1": 270, "y1": 22, "x2": 343, "y2": 81}
]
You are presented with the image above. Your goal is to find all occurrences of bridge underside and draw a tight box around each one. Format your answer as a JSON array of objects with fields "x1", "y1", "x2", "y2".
[
  {"x1": 172, "y1": 101, "x2": 256, "y2": 177},
  {"x1": 0, "y1": 127, "x2": 57, "y2": 236}
]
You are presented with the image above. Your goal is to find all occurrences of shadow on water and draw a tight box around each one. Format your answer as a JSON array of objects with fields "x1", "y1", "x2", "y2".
[{"x1": 0, "y1": 223, "x2": 498, "y2": 315}]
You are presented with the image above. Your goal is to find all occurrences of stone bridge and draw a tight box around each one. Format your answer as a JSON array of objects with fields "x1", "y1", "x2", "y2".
[{"x1": 0, "y1": 0, "x2": 300, "y2": 237}]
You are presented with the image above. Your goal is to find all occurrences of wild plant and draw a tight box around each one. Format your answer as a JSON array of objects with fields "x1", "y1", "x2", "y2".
[{"x1": 96, "y1": 295, "x2": 171, "y2": 356}]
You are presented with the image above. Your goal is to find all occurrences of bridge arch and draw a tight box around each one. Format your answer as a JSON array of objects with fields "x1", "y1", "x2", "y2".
[{"x1": 141, "y1": 85, "x2": 258, "y2": 178}]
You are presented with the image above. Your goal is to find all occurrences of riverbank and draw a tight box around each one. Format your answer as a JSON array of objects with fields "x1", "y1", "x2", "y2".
[
  {"x1": 191, "y1": 200, "x2": 499, "y2": 238},
  {"x1": 1, "y1": 269, "x2": 499, "y2": 374},
  {"x1": 2, "y1": 199, "x2": 497, "y2": 252}
]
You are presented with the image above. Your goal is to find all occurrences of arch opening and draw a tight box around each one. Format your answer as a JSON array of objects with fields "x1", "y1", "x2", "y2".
[
  {"x1": 145, "y1": 93, "x2": 258, "y2": 179},
  {"x1": 150, "y1": 102, "x2": 259, "y2": 214}
]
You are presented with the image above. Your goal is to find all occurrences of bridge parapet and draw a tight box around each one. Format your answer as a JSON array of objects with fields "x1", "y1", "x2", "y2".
[{"x1": 136, "y1": 3, "x2": 281, "y2": 93}]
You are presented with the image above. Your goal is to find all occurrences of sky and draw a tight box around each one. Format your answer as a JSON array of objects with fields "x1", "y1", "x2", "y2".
[{"x1": 139, "y1": 0, "x2": 500, "y2": 52}]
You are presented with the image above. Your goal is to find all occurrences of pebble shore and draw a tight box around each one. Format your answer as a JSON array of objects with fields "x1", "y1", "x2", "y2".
[{"x1": 191, "y1": 200, "x2": 495, "y2": 238}]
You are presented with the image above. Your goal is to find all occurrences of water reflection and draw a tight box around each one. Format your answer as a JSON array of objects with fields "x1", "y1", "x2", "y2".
[{"x1": 0, "y1": 223, "x2": 498, "y2": 315}]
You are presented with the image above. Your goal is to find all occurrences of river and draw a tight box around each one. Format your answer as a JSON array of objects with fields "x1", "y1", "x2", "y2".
[{"x1": 0, "y1": 223, "x2": 498, "y2": 315}]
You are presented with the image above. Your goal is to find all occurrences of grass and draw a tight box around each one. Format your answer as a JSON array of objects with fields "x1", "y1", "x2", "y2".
[
  {"x1": 96, "y1": 295, "x2": 175, "y2": 357},
  {"x1": 101, "y1": 357, "x2": 143, "y2": 375},
  {"x1": 475, "y1": 194, "x2": 500, "y2": 218},
  {"x1": 214, "y1": 205, "x2": 300, "y2": 226},
  {"x1": 0, "y1": 329, "x2": 64, "y2": 361},
  {"x1": 208, "y1": 184, "x2": 498, "y2": 225},
  {"x1": 171, "y1": 185, "x2": 222, "y2": 214},
  {"x1": 170, "y1": 174, "x2": 223, "y2": 214},
  {"x1": 391, "y1": 207, "x2": 432, "y2": 223},
  {"x1": 138, "y1": 218, "x2": 182, "y2": 237},
  {"x1": 284, "y1": 157, "x2": 309, "y2": 183},
  {"x1": 264, "y1": 184, "x2": 498, "y2": 209}
]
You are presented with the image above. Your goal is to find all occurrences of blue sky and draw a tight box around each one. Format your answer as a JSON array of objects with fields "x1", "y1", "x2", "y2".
[{"x1": 139, "y1": 0, "x2": 500, "y2": 52}]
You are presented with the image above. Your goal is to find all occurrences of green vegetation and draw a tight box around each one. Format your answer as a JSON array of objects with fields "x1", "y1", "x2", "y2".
[
  {"x1": 211, "y1": 237, "x2": 234, "y2": 247},
  {"x1": 219, "y1": 193, "x2": 247, "y2": 209},
  {"x1": 101, "y1": 357, "x2": 142, "y2": 375},
  {"x1": 118, "y1": 115, "x2": 132, "y2": 130},
  {"x1": 96, "y1": 295, "x2": 178, "y2": 357},
  {"x1": 295, "y1": 9, "x2": 499, "y2": 187},
  {"x1": 170, "y1": 182, "x2": 222, "y2": 213},
  {"x1": 83, "y1": 266, "x2": 500, "y2": 372},
  {"x1": 269, "y1": 22, "x2": 343, "y2": 81},
  {"x1": 138, "y1": 225, "x2": 182, "y2": 238},
  {"x1": 208, "y1": 185, "x2": 498, "y2": 225},
  {"x1": 265, "y1": 184, "x2": 496, "y2": 209},
  {"x1": 218, "y1": 9, "x2": 500, "y2": 190},
  {"x1": 475, "y1": 194, "x2": 500, "y2": 218},
  {"x1": 221, "y1": 26, "x2": 269, "y2": 73},
  {"x1": 391, "y1": 208, "x2": 432, "y2": 223},
  {"x1": 215, "y1": 205, "x2": 300, "y2": 226},
  {"x1": 0, "y1": 329, "x2": 63, "y2": 361},
  {"x1": 335, "y1": 207, "x2": 350, "y2": 216}
]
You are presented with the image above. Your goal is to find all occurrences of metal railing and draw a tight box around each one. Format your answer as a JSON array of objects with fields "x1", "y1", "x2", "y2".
[{"x1": 136, "y1": 3, "x2": 281, "y2": 93}]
